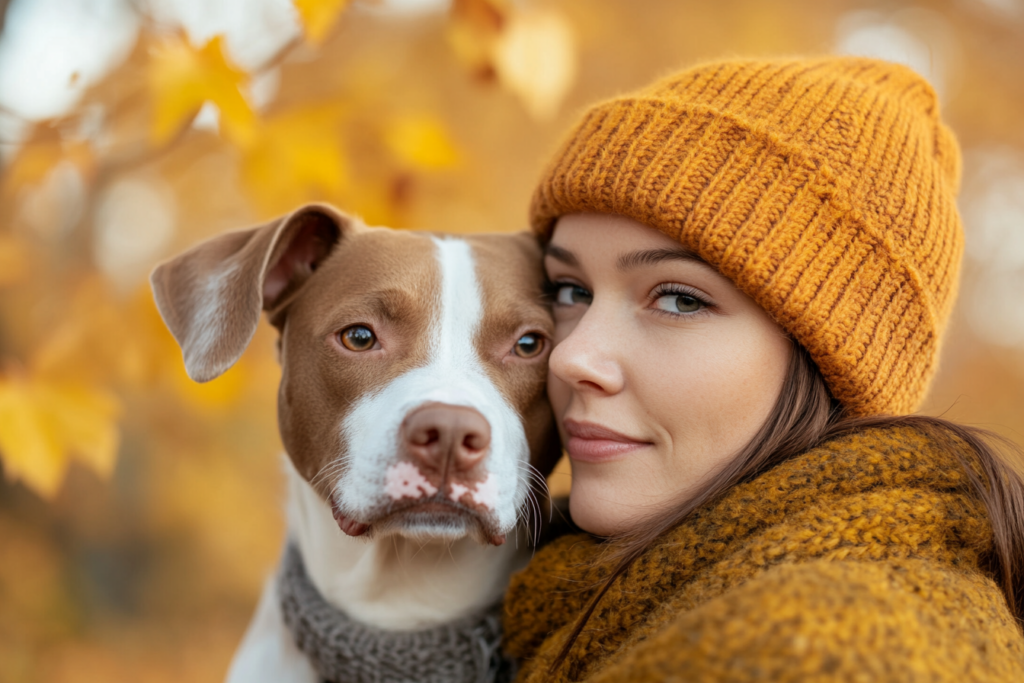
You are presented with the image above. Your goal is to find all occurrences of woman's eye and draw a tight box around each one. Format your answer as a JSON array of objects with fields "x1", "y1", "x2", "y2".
[
  {"x1": 555, "y1": 284, "x2": 593, "y2": 306},
  {"x1": 654, "y1": 293, "x2": 703, "y2": 314},
  {"x1": 513, "y1": 333, "x2": 544, "y2": 358},
  {"x1": 339, "y1": 325, "x2": 377, "y2": 351}
]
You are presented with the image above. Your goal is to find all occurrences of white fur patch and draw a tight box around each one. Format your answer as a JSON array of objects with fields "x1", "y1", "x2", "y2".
[
  {"x1": 384, "y1": 462, "x2": 438, "y2": 500},
  {"x1": 183, "y1": 262, "x2": 239, "y2": 378},
  {"x1": 335, "y1": 237, "x2": 528, "y2": 533}
]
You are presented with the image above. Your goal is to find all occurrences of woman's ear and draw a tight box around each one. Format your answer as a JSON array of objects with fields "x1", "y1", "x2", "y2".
[{"x1": 149, "y1": 203, "x2": 348, "y2": 383}]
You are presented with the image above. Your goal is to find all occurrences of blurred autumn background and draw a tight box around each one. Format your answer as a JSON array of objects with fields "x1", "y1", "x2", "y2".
[{"x1": 1, "y1": 0, "x2": 1023, "y2": 680}]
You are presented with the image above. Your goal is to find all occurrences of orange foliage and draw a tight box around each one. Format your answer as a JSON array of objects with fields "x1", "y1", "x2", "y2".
[
  {"x1": 294, "y1": 0, "x2": 351, "y2": 44},
  {"x1": 2, "y1": 125, "x2": 95, "y2": 196},
  {"x1": 148, "y1": 34, "x2": 256, "y2": 146},
  {"x1": 241, "y1": 102, "x2": 350, "y2": 216},
  {"x1": 0, "y1": 375, "x2": 119, "y2": 498}
]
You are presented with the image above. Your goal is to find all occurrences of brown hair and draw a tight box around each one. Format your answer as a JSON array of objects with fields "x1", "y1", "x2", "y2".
[{"x1": 551, "y1": 343, "x2": 1024, "y2": 672}]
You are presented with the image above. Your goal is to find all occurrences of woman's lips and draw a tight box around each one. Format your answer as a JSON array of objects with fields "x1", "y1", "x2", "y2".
[{"x1": 563, "y1": 419, "x2": 650, "y2": 463}]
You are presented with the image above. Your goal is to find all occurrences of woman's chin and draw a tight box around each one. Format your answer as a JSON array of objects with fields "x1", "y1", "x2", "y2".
[{"x1": 568, "y1": 482, "x2": 638, "y2": 537}]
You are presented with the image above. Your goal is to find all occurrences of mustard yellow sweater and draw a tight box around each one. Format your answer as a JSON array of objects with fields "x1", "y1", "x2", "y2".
[{"x1": 504, "y1": 427, "x2": 1024, "y2": 682}]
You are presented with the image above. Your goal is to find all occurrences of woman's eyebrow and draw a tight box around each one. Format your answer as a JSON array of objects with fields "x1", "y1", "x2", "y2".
[
  {"x1": 544, "y1": 244, "x2": 579, "y2": 267},
  {"x1": 617, "y1": 247, "x2": 704, "y2": 271}
]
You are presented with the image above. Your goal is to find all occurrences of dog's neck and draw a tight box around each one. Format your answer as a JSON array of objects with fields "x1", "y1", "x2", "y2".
[{"x1": 282, "y1": 456, "x2": 528, "y2": 630}]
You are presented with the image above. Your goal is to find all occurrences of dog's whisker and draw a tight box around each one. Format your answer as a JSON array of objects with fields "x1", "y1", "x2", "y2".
[
  {"x1": 311, "y1": 456, "x2": 347, "y2": 482},
  {"x1": 310, "y1": 464, "x2": 338, "y2": 488},
  {"x1": 511, "y1": 461, "x2": 554, "y2": 548},
  {"x1": 519, "y1": 488, "x2": 542, "y2": 547},
  {"x1": 523, "y1": 489, "x2": 536, "y2": 534},
  {"x1": 525, "y1": 463, "x2": 553, "y2": 499},
  {"x1": 525, "y1": 463, "x2": 556, "y2": 525},
  {"x1": 536, "y1": 492, "x2": 543, "y2": 537},
  {"x1": 534, "y1": 493, "x2": 549, "y2": 532},
  {"x1": 515, "y1": 506, "x2": 531, "y2": 546},
  {"x1": 409, "y1": 538, "x2": 430, "y2": 563},
  {"x1": 517, "y1": 461, "x2": 551, "y2": 491},
  {"x1": 310, "y1": 457, "x2": 350, "y2": 490}
]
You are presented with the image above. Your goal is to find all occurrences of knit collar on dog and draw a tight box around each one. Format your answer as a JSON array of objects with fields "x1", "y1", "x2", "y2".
[{"x1": 278, "y1": 543, "x2": 515, "y2": 683}]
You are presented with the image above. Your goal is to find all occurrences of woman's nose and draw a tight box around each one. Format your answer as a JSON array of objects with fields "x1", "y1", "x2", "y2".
[{"x1": 548, "y1": 305, "x2": 625, "y2": 395}]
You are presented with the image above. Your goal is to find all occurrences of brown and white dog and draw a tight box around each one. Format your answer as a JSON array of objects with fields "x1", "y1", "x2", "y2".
[{"x1": 150, "y1": 204, "x2": 559, "y2": 682}]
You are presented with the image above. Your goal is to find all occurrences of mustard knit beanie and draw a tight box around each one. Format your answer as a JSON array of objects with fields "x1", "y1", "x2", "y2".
[{"x1": 530, "y1": 56, "x2": 963, "y2": 417}]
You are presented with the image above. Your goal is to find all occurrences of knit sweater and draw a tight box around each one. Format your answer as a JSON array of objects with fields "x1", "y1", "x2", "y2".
[
  {"x1": 278, "y1": 544, "x2": 514, "y2": 683},
  {"x1": 503, "y1": 426, "x2": 1024, "y2": 682}
]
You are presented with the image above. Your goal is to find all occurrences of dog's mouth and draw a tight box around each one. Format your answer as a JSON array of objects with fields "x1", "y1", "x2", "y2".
[
  {"x1": 330, "y1": 498, "x2": 371, "y2": 537},
  {"x1": 331, "y1": 496, "x2": 506, "y2": 546}
]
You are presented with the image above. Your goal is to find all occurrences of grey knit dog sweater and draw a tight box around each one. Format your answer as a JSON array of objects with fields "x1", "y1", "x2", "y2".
[{"x1": 278, "y1": 544, "x2": 516, "y2": 683}]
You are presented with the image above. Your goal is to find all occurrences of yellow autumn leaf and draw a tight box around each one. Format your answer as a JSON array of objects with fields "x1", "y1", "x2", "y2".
[
  {"x1": 384, "y1": 115, "x2": 461, "y2": 170},
  {"x1": 0, "y1": 375, "x2": 120, "y2": 499},
  {"x1": 148, "y1": 33, "x2": 256, "y2": 145},
  {"x1": 241, "y1": 103, "x2": 349, "y2": 217},
  {"x1": 294, "y1": 0, "x2": 350, "y2": 45},
  {"x1": 493, "y1": 8, "x2": 577, "y2": 120},
  {"x1": 30, "y1": 278, "x2": 164, "y2": 388},
  {"x1": 28, "y1": 279, "x2": 249, "y2": 415}
]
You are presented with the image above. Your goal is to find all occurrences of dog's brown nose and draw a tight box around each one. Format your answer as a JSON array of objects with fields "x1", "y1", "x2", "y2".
[{"x1": 402, "y1": 403, "x2": 491, "y2": 474}]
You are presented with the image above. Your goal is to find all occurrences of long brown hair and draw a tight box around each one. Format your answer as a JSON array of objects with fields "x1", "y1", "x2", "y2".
[{"x1": 550, "y1": 343, "x2": 1024, "y2": 672}]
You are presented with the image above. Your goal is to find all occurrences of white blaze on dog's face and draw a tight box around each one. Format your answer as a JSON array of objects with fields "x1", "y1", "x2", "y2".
[
  {"x1": 151, "y1": 205, "x2": 558, "y2": 548},
  {"x1": 278, "y1": 226, "x2": 556, "y2": 545},
  {"x1": 331, "y1": 237, "x2": 540, "y2": 541}
]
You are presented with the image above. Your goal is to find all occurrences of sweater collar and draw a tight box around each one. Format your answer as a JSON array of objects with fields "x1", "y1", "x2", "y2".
[
  {"x1": 503, "y1": 426, "x2": 992, "y2": 665},
  {"x1": 278, "y1": 543, "x2": 515, "y2": 683}
]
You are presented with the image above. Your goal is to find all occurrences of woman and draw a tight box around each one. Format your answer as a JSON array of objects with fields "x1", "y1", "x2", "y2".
[{"x1": 504, "y1": 57, "x2": 1024, "y2": 681}]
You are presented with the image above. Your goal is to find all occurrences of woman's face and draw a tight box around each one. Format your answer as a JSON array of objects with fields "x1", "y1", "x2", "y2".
[{"x1": 544, "y1": 213, "x2": 791, "y2": 536}]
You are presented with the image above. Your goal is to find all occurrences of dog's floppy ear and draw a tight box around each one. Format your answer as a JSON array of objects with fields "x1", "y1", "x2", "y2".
[{"x1": 150, "y1": 203, "x2": 346, "y2": 382}]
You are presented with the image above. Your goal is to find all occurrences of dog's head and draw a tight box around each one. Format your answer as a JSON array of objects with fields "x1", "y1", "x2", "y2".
[{"x1": 151, "y1": 204, "x2": 559, "y2": 546}]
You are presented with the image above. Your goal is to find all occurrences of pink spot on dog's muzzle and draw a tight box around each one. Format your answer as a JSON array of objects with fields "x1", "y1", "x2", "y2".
[
  {"x1": 447, "y1": 473, "x2": 498, "y2": 510},
  {"x1": 384, "y1": 462, "x2": 439, "y2": 500},
  {"x1": 394, "y1": 402, "x2": 499, "y2": 511}
]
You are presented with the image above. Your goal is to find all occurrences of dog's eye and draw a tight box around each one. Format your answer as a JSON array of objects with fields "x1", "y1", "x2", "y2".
[
  {"x1": 513, "y1": 333, "x2": 544, "y2": 358},
  {"x1": 339, "y1": 325, "x2": 376, "y2": 351}
]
